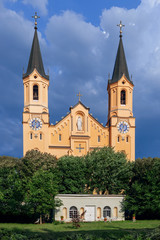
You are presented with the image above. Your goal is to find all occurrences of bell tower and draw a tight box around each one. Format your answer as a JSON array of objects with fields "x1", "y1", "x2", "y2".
[
  {"x1": 22, "y1": 12, "x2": 50, "y2": 155},
  {"x1": 107, "y1": 21, "x2": 135, "y2": 161}
]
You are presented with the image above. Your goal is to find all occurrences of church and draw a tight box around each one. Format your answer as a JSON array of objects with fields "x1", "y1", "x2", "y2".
[{"x1": 22, "y1": 15, "x2": 135, "y2": 161}]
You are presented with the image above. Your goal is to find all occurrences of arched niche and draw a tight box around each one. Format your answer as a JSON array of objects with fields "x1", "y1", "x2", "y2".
[
  {"x1": 113, "y1": 207, "x2": 118, "y2": 218},
  {"x1": 63, "y1": 207, "x2": 67, "y2": 220},
  {"x1": 76, "y1": 111, "x2": 85, "y2": 131},
  {"x1": 97, "y1": 207, "x2": 101, "y2": 219},
  {"x1": 80, "y1": 207, "x2": 84, "y2": 219}
]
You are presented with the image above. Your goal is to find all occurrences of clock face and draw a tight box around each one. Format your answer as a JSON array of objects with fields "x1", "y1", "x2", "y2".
[
  {"x1": 117, "y1": 121, "x2": 129, "y2": 134},
  {"x1": 29, "y1": 118, "x2": 42, "y2": 131}
]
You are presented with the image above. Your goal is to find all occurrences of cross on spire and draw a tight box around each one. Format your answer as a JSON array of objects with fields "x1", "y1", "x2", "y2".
[
  {"x1": 32, "y1": 12, "x2": 40, "y2": 29},
  {"x1": 77, "y1": 92, "x2": 82, "y2": 102},
  {"x1": 117, "y1": 20, "x2": 125, "y2": 37}
]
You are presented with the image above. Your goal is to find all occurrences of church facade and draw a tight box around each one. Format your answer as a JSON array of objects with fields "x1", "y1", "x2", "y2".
[{"x1": 22, "y1": 19, "x2": 135, "y2": 161}]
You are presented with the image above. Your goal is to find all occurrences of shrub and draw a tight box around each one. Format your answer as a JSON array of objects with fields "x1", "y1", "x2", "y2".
[
  {"x1": 146, "y1": 225, "x2": 160, "y2": 239},
  {"x1": 57, "y1": 234, "x2": 104, "y2": 240},
  {"x1": 0, "y1": 229, "x2": 42, "y2": 240}
]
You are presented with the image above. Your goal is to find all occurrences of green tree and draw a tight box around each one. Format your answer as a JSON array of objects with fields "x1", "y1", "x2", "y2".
[
  {"x1": 123, "y1": 157, "x2": 160, "y2": 219},
  {"x1": 85, "y1": 147, "x2": 132, "y2": 194},
  {"x1": 57, "y1": 156, "x2": 86, "y2": 194},
  {"x1": 19, "y1": 150, "x2": 57, "y2": 178},
  {"x1": 0, "y1": 167, "x2": 24, "y2": 216},
  {"x1": 0, "y1": 156, "x2": 20, "y2": 169},
  {"x1": 25, "y1": 169, "x2": 60, "y2": 224},
  {"x1": 18, "y1": 150, "x2": 58, "y2": 198},
  {"x1": 0, "y1": 153, "x2": 59, "y2": 223}
]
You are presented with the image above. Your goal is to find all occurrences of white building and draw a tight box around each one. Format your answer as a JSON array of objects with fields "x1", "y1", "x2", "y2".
[{"x1": 55, "y1": 194, "x2": 125, "y2": 222}]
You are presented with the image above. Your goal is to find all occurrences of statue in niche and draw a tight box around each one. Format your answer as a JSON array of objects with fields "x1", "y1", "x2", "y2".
[{"x1": 77, "y1": 116, "x2": 82, "y2": 131}]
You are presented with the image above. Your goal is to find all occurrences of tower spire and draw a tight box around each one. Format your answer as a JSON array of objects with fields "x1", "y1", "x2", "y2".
[
  {"x1": 23, "y1": 12, "x2": 49, "y2": 80},
  {"x1": 110, "y1": 21, "x2": 132, "y2": 84}
]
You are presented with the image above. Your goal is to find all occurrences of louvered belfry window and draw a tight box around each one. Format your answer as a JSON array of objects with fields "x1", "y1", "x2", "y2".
[
  {"x1": 121, "y1": 90, "x2": 126, "y2": 105},
  {"x1": 33, "y1": 85, "x2": 38, "y2": 100}
]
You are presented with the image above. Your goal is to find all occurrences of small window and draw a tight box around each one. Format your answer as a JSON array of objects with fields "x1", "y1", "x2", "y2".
[
  {"x1": 126, "y1": 136, "x2": 129, "y2": 142},
  {"x1": 121, "y1": 90, "x2": 126, "y2": 105},
  {"x1": 40, "y1": 133, "x2": 42, "y2": 140},
  {"x1": 117, "y1": 136, "x2": 120, "y2": 142},
  {"x1": 69, "y1": 206, "x2": 78, "y2": 218},
  {"x1": 98, "y1": 136, "x2": 100, "y2": 142},
  {"x1": 59, "y1": 134, "x2": 61, "y2": 141},
  {"x1": 33, "y1": 85, "x2": 38, "y2": 100},
  {"x1": 103, "y1": 206, "x2": 111, "y2": 218},
  {"x1": 30, "y1": 133, "x2": 32, "y2": 140}
]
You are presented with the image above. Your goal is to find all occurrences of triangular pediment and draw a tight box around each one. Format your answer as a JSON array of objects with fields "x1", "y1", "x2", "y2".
[{"x1": 70, "y1": 101, "x2": 90, "y2": 111}]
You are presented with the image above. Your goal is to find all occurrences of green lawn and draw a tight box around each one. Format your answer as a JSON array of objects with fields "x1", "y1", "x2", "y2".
[{"x1": 0, "y1": 220, "x2": 160, "y2": 239}]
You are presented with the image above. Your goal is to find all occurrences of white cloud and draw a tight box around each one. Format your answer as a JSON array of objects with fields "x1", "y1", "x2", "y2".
[
  {"x1": 141, "y1": 0, "x2": 160, "y2": 7},
  {"x1": 22, "y1": 0, "x2": 48, "y2": 16}
]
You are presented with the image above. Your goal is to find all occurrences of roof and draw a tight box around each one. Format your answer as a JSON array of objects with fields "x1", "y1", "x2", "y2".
[
  {"x1": 23, "y1": 27, "x2": 49, "y2": 80},
  {"x1": 56, "y1": 194, "x2": 124, "y2": 198},
  {"x1": 70, "y1": 101, "x2": 90, "y2": 111},
  {"x1": 110, "y1": 35, "x2": 133, "y2": 85}
]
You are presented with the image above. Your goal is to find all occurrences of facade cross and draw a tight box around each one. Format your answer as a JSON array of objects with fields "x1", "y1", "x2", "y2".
[
  {"x1": 77, "y1": 92, "x2": 82, "y2": 102},
  {"x1": 32, "y1": 12, "x2": 40, "y2": 29},
  {"x1": 117, "y1": 20, "x2": 125, "y2": 37},
  {"x1": 76, "y1": 144, "x2": 84, "y2": 152}
]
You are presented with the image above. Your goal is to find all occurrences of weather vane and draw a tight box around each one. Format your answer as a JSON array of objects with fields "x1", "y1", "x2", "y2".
[
  {"x1": 77, "y1": 92, "x2": 82, "y2": 102},
  {"x1": 32, "y1": 12, "x2": 40, "y2": 29},
  {"x1": 117, "y1": 20, "x2": 125, "y2": 37}
]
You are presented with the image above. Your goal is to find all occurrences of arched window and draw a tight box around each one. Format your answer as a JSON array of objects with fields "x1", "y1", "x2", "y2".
[
  {"x1": 121, "y1": 90, "x2": 126, "y2": 105},
  {"x1": 59, "y1": 134, "x2": 61, "y2": 141},
  {"x1": 69, "y1": 206, "x2": 78, "y2": 218},
  {"x1": 33, "y1": 85, "x2": 38, "y2": 100},
  {"x1": 103, "y1": 206, "x2": 111, "y2": 218}
]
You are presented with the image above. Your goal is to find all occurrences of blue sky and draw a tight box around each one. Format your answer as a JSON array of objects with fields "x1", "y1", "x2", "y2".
[{"x1": 0, "y1": 0, "x2": 160, "y2": 159}]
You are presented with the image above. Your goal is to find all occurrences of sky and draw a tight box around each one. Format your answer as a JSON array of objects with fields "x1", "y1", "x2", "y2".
[{"x1": 0, "y1": 0, "x2": 160, "y2": 159}]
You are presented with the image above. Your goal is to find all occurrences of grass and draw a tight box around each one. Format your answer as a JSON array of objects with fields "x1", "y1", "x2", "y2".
[{"x1": 0, "y1": 220, "x2": 160, "y2": 239}]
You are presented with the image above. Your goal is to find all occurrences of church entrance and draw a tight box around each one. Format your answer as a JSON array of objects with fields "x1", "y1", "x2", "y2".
[{"x1": 85, "y1": 206, "x2": 95, "y2": 221}]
